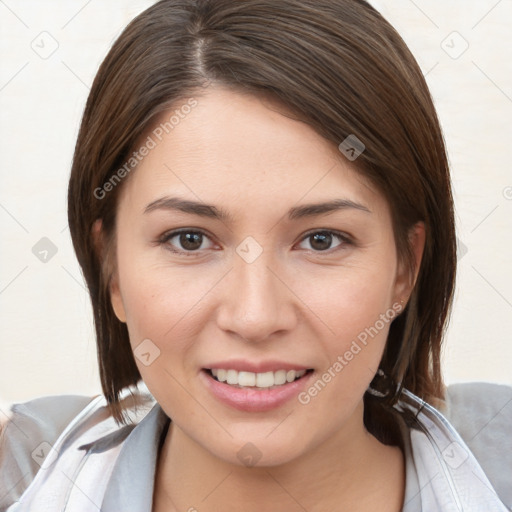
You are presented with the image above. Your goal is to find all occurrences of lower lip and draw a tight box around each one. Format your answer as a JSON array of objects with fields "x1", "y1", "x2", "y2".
[{"x1": 200, "y1": 369, "x2": 314, "y2": 412}]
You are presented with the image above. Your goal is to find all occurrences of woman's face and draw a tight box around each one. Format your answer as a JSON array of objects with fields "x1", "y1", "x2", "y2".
[{"x1": 109, "y1": 86, "x2": 421, "y2": 467}]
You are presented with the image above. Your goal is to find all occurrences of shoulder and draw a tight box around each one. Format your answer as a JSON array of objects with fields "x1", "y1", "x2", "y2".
[
  {"x1": 442, "y1": 381, "x2": 512, "y2": 509},
  {"x1": 0, "y1": 389, "x2": 155, "y2": 510},
  {"x1": 442, "y1": 381, "x2": 512, "y2": 435},
  {"x1": 0, "y1": 394, "x2": 98, "y2": 508}
]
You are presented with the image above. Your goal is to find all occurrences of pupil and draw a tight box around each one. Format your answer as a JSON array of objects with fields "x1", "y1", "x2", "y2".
[
  {"x1": 311, "y1": 232, "x2": 331, "y2": 251},
  {"x1": 181, "y1": 232, "x2": 202, "y2": 250}
]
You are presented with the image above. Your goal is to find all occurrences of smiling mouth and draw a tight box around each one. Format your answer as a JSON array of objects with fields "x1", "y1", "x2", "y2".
[{"x1": 203, "y1": 368, "x2": 314, "y2": 390}]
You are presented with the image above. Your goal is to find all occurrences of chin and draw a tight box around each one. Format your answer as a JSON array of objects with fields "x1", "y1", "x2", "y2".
[{"x1": 196, "y1": 426, "x2": 310, "y2": 469}]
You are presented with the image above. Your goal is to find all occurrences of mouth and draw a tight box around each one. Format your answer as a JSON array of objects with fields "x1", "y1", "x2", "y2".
[
  {"x1": 200, "y1": 366, "x2": 315, "y2": 412},
  {"x1": 199, "y1": 359, "x2": 316, "y2": 412},
  {"x1": 203, "y1": 368, "x2": 314, "y2": 390}
]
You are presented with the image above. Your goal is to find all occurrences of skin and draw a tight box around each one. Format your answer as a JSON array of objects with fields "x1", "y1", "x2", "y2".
[{"x1": 104, "y1": 85, "x2": 425, "y2": 512}]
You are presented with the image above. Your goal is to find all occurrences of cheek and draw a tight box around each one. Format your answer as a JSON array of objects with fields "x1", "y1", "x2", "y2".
[
  {"x1": 296, "y1": 262, "x2": 397, "y2": 393},
  {"x1": 301, "y1": 261, "x2": 396, "y2": 341},
  {"x1": 115, "y1": 242, "x2": 220, "y2": 358},
  {"x1": 114, "y1": 254, "x2": 211, "y2": 413}
]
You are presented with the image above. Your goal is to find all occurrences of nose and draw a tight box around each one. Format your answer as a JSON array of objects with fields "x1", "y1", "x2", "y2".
[{"x1": 215, "y1": 246, "x2": 298, "y2": 343}]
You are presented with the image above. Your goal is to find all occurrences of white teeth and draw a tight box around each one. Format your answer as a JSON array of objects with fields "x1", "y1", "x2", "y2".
[
  {"x1": 238, "y1": 371, "x2": 256, "y2": 387},
  {"x1": 208, "y1": 368, "x2": 308, "y2": 388},
  {"x1": 256, "y1": 371, "x2": 274, "y2": 388},
  {"x1": 274, "y1": 369, "x2": 287, "y2": 385},
  {"x1": 226, "y1": 369, "x2": 238, "y2": 385}
]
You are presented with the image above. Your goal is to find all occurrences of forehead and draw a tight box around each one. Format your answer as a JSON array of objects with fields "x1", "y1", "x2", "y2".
[{"x1": 119, "y1": 86, "x2": 387, "y2": 219}]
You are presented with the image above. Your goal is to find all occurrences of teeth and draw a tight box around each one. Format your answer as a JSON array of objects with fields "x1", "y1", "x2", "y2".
[
  {"x1": 239, "y1": 371, "x2": 256, "y2": 387},
  {"x1": 274, "y1": 370, "x2": 287, "y2": 385},
  {"x1": 256, "y1": 371, "x2": 274, "y2": 388},
  {"x1": 227, "y1": 369, "x2": 238, "y2": 385},
  {"x1": 209, "y1": 368, "x2": 307, "y2": 388}
]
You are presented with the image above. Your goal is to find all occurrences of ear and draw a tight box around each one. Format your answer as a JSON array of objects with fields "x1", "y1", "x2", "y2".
[
  {"x1": 91, "y1": 219, "x2": 127, "y2": 323},
  {"x1": 393, "y1": 221, "x2": 425, "y2": 304}
]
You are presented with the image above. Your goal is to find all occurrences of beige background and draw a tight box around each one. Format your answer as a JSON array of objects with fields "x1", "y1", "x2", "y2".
[{"x1": 0, "y1": 0, "x2": 511, "y2": 407}]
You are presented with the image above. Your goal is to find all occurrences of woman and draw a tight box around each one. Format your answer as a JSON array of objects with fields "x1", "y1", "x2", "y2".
[{"x1": 1, "y1": 1, "x2": 510, "y2": 511}]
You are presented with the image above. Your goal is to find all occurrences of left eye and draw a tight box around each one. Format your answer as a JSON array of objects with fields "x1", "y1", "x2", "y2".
[{"x1": 297, "y1": 231, "x2": 349, "y2": 252}]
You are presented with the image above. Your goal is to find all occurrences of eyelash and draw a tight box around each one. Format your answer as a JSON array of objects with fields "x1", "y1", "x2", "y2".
[{"x1": 157, "y1": 228, "x2": 353, "y2": 257}]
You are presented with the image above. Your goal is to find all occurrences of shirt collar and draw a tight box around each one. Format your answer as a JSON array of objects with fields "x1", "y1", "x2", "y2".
[
  {"x1": 101, "y1": 403, "x2": 170, "y2": 512},
  {"x1": 99, "y1": 390, "x2": 505, "y2": 512},
  {"x1": 98, "y1": 401, "x2": 419, "y2": 512}
]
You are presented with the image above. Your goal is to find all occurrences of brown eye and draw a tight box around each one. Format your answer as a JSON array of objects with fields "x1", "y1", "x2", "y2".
[
  {"x1": 178, "y1": 232, "x2": 203, "y2": 251},
  {"x1": 310, "y1": 232, "x2": 333, "y2": 251},
  {"x1": 160, "y1": 229, "x2": 214, "y2": 255},
  {"x1": 298, "y1": 230, "x2": 351, "y2": 252}
]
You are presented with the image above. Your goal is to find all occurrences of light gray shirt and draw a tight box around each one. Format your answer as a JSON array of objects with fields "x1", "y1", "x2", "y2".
[{"x1": 1, "y1": 382, "x2": 511, "y2": 511}]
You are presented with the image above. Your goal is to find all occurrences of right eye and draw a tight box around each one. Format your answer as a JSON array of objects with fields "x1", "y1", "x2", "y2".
[{"x1": 158, "y1": 229, "x2": 216, "y2": 255}]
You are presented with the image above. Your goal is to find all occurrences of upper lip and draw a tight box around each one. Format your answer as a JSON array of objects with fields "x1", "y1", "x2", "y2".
[{"x1": 203, "y1": 359, "x2": 312, "y2": 373}]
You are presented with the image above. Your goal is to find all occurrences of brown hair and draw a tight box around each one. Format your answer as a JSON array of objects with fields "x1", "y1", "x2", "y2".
[{"x1": 67, "y1": 0, "x2": 456, "y2": 429}]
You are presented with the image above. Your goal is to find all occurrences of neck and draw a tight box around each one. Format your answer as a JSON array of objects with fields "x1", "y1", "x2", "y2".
[{"x1": 153, "y1": 401, "x2": 405, "y2": 512}]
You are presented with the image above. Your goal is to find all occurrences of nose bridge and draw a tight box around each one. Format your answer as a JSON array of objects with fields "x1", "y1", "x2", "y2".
[{"x1": 216, "y1": 238, "x2": 295, "y2": 342}]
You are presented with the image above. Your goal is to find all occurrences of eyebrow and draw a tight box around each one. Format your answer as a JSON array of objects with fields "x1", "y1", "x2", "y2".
[{"x1": 143, "y1": 196, "x2": 371, "y2": 222}]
